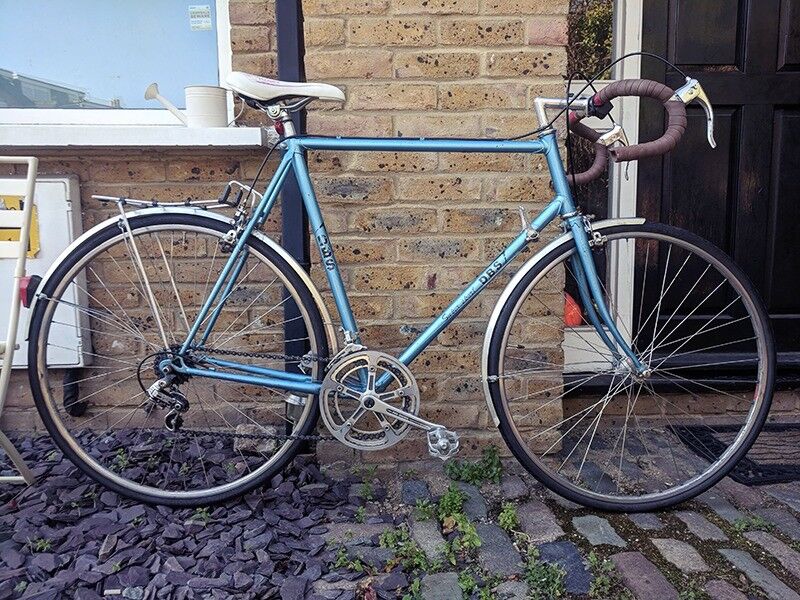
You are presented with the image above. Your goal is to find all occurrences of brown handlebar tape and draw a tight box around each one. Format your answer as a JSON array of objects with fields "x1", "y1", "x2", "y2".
[
  {"x1": 595, "y1": 79, "x2": 686, "y2": 162},
  {"x1": 567, "y1": 116, "x2": 609, "y2": 186},
  {"x1": 565, "y1": 78, "x2": 687, "y2": 185}
]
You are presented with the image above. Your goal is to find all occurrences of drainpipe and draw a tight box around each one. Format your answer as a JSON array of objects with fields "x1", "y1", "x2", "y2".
[{"x1": 275, "y1": 0, "x2": 311, "y2": 377}]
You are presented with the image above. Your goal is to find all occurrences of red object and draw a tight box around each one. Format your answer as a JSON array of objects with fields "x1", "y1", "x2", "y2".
[
  {"x1": 564, "y1": 292, "x2": 583, "y2": 327},
  {"x1": 19, "y1": 276, "x2": 32, "y2": 307},
  {"x1": 593, "y1": 93, "x2": 605, "y2": 106},
  {"x1": 273, "y1": 120, "x2": 285, "y2": 136}
]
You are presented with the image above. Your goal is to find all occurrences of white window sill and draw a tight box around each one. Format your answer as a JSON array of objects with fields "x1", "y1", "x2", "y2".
[{"x1": 0, "y1": 125, "x2": 279, "y2": 148}]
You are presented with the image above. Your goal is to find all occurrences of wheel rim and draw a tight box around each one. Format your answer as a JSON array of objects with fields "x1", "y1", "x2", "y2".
[
  {"x1": 496, "y1": 229, "x2": 771, "y2": 506},
  {"x1": 34, "y1": 220, "x2": 322, "y2": 502}
]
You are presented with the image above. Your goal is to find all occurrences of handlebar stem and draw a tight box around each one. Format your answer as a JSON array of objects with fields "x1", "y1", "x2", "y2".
[{"x1": 533, "y1": 96, "x2": 591, "y2": 129}]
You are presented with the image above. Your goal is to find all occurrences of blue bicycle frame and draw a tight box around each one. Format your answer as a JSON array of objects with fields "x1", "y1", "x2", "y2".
[{"x1": 171, "y1": 130, "x2": 644, "y2": 393}]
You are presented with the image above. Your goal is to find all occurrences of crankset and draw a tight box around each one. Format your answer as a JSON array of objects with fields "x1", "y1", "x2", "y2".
[{"x1": 318, "y1": 350, "x2": 459, "y2": 459}]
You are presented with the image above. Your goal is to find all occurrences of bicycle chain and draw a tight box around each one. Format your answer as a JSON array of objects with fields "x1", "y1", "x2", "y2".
[
  {"x1": 172, "y1": 346, "x2": 385, "y2": 443},
  {"x1": 171, "y1": 345, "x2": 336, "y2": 442},
  {"x1": 190, "y1": 344, "x2": 331, "y2": 365}
]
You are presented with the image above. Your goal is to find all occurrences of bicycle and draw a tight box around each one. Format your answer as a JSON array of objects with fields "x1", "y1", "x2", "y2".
[{"x1": 26, "y1": 63, "x2": 774, "y2": 511}]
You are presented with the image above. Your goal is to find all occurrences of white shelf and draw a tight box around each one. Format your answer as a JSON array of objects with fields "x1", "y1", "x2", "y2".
[{"x1": 0, "y1": 125, "x2": 278, "y2": 148}]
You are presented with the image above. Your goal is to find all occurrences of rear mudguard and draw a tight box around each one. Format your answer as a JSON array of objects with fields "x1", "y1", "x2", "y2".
[{"x1": 27, "y1": 206, "x2": 340, "y2": 358}]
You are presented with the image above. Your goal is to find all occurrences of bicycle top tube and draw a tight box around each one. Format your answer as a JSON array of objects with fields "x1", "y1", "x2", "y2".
[{"x1": 290, "y1": 135, "x2": 548, "y2": 155}]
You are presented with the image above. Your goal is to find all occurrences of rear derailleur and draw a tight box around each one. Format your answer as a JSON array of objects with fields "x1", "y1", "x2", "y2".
[{"x1": 146, "y1": 377, "x2": 189, "y2": 432}]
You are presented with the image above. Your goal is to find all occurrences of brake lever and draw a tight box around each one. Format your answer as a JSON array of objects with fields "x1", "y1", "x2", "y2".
[
  {"x1": 672, "y1": 77, "x2": 717, "y2": 149},
  {"x1": 598, "y1": 124, "x2": 629, "y2": 148}
]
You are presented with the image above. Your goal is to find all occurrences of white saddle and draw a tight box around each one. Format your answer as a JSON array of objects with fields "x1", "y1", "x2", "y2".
[{"x1": 226, "y1": 71, "x2": 345, "y2": 104}]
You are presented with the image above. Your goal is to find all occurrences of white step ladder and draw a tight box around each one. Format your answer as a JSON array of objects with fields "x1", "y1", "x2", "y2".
[{"x1": 0, "y1": 157, "x2": 37, "y2": 486}]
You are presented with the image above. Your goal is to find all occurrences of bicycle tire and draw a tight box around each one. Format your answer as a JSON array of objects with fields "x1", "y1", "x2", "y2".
[
  {"x1": 487, "y1": 222, "x2": 775, "y2": 511},
  {"x1": 28, "y1": 211, "x2": 329, "y2": 506}
]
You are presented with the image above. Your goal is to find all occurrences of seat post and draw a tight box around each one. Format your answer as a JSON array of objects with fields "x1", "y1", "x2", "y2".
[{"x1": 266, "y1": 105, "x2": 296, "y2": 137}]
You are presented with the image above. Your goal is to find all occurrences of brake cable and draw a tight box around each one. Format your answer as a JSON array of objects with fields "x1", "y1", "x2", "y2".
[{"x1": 504, "y1": 51, "x2": 689, "y2": 142}]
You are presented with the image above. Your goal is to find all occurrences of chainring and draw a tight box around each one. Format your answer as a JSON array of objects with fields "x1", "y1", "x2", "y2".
[{"x1": 319, "y1": 350, "x2": 420, "y2": 450}]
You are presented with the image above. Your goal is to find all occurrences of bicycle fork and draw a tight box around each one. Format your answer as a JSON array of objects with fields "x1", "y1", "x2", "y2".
[
  {"x1": 540, "y1": 129, "x2": 646, "y2": 376},
  {"x1": 563, "y1": 214, "x2": 647, "y2": 375}
]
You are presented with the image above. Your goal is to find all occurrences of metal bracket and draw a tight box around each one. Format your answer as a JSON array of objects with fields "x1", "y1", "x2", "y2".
[
  {"x1": 598, "y1": 124, "x2": 629, "y2": 148},
  {"x1": 222, "y1": 229, "x2": 237, "y2": 246},
  {"x1": 519, "y1": 206, "x2": 540, "y2": 242},
  {"x1": 583, "y1": 215, "x2": 607, "y2": 247},
  {"x1": 341, "y1": 328, "x2": 358, "y2": 346}
]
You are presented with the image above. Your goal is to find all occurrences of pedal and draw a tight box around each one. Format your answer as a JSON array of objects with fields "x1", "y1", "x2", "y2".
[{"x1": 427, "y1": 427, "x2": 460, "y2": 460}]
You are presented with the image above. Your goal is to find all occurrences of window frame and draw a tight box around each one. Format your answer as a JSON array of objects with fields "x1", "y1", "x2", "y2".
[{"x1": 0, "y1": 0, "x2": 234, "y2": 128}]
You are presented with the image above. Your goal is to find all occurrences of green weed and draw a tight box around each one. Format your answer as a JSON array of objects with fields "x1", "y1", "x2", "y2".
[
  {"x1": 27, "y1": 538, "x2": 52, "y2": 553},
  {"x1": 332, "y1": 546, "x2": 366, "y2": 573},
  {"x1": 733, "y1": 515, "x2": 774, "y2": 533},
  {"x1": 442, "y1": 513, "x2": 481, "y2": 564},
  {"x1": 379, "y1": 526, "x2": 432, "y2": 573},
  {"x1": 444, "y1": 446, "x2": 502, "y2": 486},
  {"x1": 354, "y1": 506, "x2": 366, "y2": 524},
  {"x1": 111, "y1": 448, "x2": 130, "y2": 471},
  {"x1": 526, "y1": 547, "x2": 566, "y2": 600},
  {"x1": 437, "y1": 485, "x2": 467, "y2": 520},
  {"x1": 678, "y1": 581, "x2": 709, "y2": 600},
  {"x1": 191, "y1": 507, "x2": 213, "y2": 525},
  {"x1": 414, "y1": 499, "x2": 436, "y2": 521},
  {"x1": 587, "y1": 552, "x2": 633, "y2": 599},
  {"x1": 498, "y1": 502, "x2": 519, "y2": 532},
  {"x1": 359, "y1": 481, "x2": 374, "y2": 501},
  {"x1": 458, "y1": 570, "x2": 478, "y2": 596},
  {"x1": 402, "y1": 577, "x2": 422, "y2": 600}
]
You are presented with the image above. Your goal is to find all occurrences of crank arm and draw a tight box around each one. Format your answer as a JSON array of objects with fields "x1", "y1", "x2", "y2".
[
  {"x1": 370, "y1": 397, "x2": 460, "y2": 459},
  {"x1": 370, "y1": 397, "x2": 444, "y2": 433}
]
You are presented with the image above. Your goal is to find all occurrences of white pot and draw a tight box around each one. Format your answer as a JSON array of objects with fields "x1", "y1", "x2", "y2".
[{"x1": 184, "y1": 85, "x2": 228, "y2": 128}]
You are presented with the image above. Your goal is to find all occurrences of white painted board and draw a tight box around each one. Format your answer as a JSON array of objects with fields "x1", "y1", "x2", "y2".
[{"x1": 0, "y1": 176, "x2": 85, "y2": 367}]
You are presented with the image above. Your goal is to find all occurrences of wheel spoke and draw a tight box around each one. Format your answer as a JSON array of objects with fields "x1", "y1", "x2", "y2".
[
  {"x1": 33, "y1": 218, "x2": 323, "y2": 503},
  {"x1": 494, "y1": 228, "x2": 771, "y2": 508}
]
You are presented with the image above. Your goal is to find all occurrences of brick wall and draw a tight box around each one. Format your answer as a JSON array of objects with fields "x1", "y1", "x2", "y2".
[
  {"x1": 2, "y1": 0, "x2": 578, "y2": 460},
  {"x1": 301, "y1": 0, "x2": 569, "y2": 459},
  {"x1": 1, "y1": 0, "x2": 279, "y2": 429}
]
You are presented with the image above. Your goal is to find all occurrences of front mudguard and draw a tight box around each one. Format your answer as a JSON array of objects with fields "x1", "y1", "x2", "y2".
[{"x1": 480, "y1": 217, "x2": 646, "y2": 426}]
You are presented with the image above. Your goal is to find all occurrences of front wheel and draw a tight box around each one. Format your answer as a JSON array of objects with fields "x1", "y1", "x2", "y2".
[
  {"x1": 28, "y1": 211, "x2": 329, "y2": 506},
  {"x1": 487, "y1": 223, "x2": 775, "y2": 511}
]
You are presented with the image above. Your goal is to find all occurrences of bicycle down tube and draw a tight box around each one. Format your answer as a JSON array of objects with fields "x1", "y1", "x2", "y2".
[{"x1": 169, "y1": 129, "x2": 644, "y2": 393}]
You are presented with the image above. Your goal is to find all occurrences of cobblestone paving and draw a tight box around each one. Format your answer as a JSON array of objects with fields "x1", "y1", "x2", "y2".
[{"x1": 3, "y1": 437, "x2": 800, "y2": 599}]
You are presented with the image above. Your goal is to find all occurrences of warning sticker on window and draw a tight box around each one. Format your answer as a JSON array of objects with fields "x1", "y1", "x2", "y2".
[{"x1": 189, "y1": 5, "x2": 212, "y2": 31}]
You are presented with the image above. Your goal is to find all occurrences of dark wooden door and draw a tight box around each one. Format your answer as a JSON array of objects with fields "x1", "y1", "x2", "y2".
[{"x1": 639, "y1": 0, "x2": 800, "y2": 367}]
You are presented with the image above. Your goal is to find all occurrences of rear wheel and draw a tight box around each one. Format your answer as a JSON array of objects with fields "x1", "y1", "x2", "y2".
[
  {"x1": 28, "y1": 212, "x2": 329, "y2": 506},
  {"x1": 487, "y1": 223, "x2": 774, "y2": 511}
]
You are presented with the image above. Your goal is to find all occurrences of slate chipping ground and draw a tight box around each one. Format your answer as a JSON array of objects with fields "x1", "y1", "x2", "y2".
[{"x1": 2, "y1": 436, "x2": 800, "y2": 599}]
